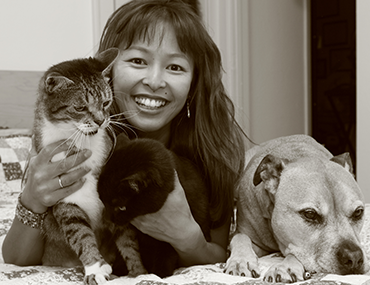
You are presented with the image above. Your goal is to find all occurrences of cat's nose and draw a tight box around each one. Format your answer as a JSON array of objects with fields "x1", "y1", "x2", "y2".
[{"x1": 94, "y1": 118, "x2": 104, "y2": 126}]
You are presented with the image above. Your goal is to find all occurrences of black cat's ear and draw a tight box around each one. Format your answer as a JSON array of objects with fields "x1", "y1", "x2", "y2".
[
  {"x1": 115, "y1": 133, "x2": 130, "y2": 150},
  {"x1": 44, "y1": 72, "x2": 74, "y2": 94},
  {"x1": 95, "y1": 48, "x2": 120, "y2": 82}
]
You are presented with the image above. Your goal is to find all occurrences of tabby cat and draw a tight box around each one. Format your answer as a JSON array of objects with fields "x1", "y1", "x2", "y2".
[
  {"x1": 98, "y1": 132, "x2": 211, "y2": 278},
  {"x1": 33, "y1": 48, "x2": 119, "y2": 285}
]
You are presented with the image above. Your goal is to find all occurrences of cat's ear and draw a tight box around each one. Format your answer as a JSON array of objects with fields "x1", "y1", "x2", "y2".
[
  {"x1": 96, "y1": 48, "x2": 120, "y2": 81},
  {"x1": 44, "y1": 72, "x2": 74, "y2": 94}
]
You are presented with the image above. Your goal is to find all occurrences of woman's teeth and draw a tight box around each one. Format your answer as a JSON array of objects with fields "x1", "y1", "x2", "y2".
[{"x1": 135, "y1": 97, "x2": 167, "y2": 109}]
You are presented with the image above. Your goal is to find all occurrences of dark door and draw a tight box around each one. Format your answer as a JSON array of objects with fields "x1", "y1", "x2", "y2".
[{"x1": 311, "y1": 0, "x2": 356, "y2": 171}]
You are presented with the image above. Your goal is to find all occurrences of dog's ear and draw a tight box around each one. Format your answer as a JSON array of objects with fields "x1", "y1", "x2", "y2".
[
  {"x1": 253, "y1": 154, "x2": 287, "y2": 193},
  {"x1": 330, "y1": 152, "x2": 354, "y2": 174}
]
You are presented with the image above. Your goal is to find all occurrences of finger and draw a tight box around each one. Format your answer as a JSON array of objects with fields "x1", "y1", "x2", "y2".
[
  {"x1": 51, "y1": 178, "x2": 87, "y2": 205},
  {"x1": 53, "y1": 149, "x2": 92, "y2": 174},
  {"x1": 57, "y1": 167, "x2": 91, "y2": 189},
  {"x1": 30, "y1": 135, "x2": 38, "y2": 157},
  {"x1": 37, "y1": 140, "x2": 73, "y2": 163}
]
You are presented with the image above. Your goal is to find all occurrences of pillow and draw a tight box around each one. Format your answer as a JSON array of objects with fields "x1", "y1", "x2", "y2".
[{"x1": 0, "y1": 129, "x2": 32, "y2": 195}]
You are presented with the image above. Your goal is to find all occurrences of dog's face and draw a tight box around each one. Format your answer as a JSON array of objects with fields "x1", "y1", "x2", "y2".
[{"x1": 255, "y1": 154, "x2": 368, "y2": 274}]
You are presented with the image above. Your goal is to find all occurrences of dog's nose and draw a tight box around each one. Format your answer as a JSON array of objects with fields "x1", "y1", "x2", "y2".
[{"x1": 336, "y1": 240, "x2": 364, "y2": 274}]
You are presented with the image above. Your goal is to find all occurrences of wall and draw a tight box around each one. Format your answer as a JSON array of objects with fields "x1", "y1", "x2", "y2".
[
  {"x1": 356, "y1": 0, "x2": 370, "y2": 203},
  {"x1": 201, "y1": 0, "x2": 310, "y2": 144},
  {"x1": 0, "y1": 0, "x2": 95, "y2": 71},
  {"x1": 0, "y1": 0, "x2": 95, "y2": 129}
]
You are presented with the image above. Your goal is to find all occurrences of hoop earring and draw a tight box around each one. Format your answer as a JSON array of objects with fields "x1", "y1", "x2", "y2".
[{"x1": 187, "y1": 101, "x2": 191, "y2": 118}]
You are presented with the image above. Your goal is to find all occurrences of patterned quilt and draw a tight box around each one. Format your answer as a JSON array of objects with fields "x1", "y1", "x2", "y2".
[{"x1": 1, "y1": 130, "x2": 370, "y2": 285}]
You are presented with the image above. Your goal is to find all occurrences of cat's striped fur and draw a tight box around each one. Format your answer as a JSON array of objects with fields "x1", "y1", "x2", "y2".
[{"x1": 33, "y1": 48, "x2": 119, "y2": 284}]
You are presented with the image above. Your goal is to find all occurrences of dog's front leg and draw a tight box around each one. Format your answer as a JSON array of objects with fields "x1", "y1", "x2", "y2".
[
  {"x1": 224, "y1": 233, "x2": 260, "y2": 278},
  {"x1": 263, "y1": 254, "x2": 306, "y2": 283}
]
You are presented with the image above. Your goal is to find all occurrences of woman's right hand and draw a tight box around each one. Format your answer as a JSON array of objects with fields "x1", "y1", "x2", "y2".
[{"x1": 20, "y1": 139, "x2": 92, "y2": 214}]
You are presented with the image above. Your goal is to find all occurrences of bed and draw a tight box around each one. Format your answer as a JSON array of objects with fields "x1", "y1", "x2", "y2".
[
  {"x1": 0, "y1": 130, "x2": 370, "y2": 285},
  {"x1": 1, "y1": 70, "x2": 370, "y2": 285}
]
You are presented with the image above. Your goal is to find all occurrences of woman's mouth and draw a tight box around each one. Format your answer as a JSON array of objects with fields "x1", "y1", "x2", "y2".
[{"x1": 134, "y1": 96, "x2": 167, "y2": 109}]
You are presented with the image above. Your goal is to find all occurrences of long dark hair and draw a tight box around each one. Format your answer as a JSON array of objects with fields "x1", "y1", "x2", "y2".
[{"x1": 99, "y1": 0, "x2": 247, "y2": 228}]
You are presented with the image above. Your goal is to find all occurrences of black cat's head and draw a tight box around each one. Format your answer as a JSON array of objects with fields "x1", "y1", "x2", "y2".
[{"x1": 98, "y1": 134, "x2": 176, "y2": 225}]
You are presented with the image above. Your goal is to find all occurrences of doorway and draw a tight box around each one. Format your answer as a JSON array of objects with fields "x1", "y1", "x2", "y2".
[{"x1": 311, "y1": 0, "x2": 356, "y2": 170}]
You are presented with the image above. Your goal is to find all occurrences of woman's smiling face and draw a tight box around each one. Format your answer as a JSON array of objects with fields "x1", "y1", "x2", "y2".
[{"x1": 112, "y1": 24, "x2": 194, "y2": 137}]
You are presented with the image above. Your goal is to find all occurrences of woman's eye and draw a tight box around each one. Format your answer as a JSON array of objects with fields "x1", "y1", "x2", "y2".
[
  {"x1": 168, "y1": 64, "x2": 183, "y2": 72},
  {"x1": 130, "y1": 58, "x2": 145, "y2": 65}
]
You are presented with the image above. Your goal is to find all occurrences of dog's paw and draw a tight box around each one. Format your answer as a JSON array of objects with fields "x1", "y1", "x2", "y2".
[
  {"x1": 84, "y1": 262, "x2": 112, "y2": 285},
  {"x1": 224, "y1": 233, "x2": 261, "y2": 278},
  {"x1": 263, "y1": 254, "x2": 305, "y2": 283},
  {"x1": 224, "y1": 255, "x2": 260, "y2": 278}
]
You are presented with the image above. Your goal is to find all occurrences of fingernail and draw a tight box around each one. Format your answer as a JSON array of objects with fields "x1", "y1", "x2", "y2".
[{"x1": 84, "y1": 149, "x2": 92, "y2": 157}]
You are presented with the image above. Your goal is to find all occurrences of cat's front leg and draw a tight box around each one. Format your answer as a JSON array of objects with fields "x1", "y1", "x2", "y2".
[
  {"x1": 114, "y1": 224, "x2": 148, "y2": 277},
  {"x1": 53, "y1": 202, "x2": 112, "y2": 284}
]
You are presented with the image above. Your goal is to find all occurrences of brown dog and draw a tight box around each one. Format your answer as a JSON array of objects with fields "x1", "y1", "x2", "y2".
[{"x1": 225, "y1": 135, "x2": 368, "y2": 283}]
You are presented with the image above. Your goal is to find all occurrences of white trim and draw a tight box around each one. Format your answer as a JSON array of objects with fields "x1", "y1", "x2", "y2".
[
  {"x1": 356, "y1": 0, "x2": 370, "y2": 202},
  {"x1": 91, "y1": 0, "x2": 115, "y2": 54},
  {"x1": 201, "y1": 0, "x2": 250, "y2": 133},
  {"x1": 303, "y1": 0, "x2": 311, "y2": 135}
]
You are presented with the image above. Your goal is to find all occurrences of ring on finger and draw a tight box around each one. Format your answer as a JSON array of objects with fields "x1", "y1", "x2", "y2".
[{"x1": 58, "y1": 175, "x2": 65, "y2": 189}]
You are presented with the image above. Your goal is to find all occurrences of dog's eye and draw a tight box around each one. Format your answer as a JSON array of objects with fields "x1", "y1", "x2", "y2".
[
  {"x1": 300, "y1": 208, "x2": 322, "y2": 224},
  {"x1": 351, "y1": 207, "x2": 364, "y2": 221},
  {"x1": 119, "y1": 206, "x2": 127, "y2": 211}
]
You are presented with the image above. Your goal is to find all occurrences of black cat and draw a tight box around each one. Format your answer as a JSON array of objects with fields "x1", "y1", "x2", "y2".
[{"x1": 98, "y1": 132, "x2": 210, "y2": 277}]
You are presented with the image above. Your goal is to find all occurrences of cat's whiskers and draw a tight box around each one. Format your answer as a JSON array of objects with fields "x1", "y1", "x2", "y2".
[
  {"x1": 110, "y1": 111, "x2": 139, "y2": 120},
  {"x1": 67, "y1": 130, "x2": 84, "y2": 167},
  {"x1": 105, "y1": 125, "x2": 117, "y2": 163}
]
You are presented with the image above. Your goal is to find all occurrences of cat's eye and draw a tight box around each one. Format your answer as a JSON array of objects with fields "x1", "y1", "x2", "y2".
[
  {"x1": 74, "y1": 106, "x2": 86, "y2": 112},
  {"x1": 119, "y1": 206, "x2": 127, "y2": 211},
  {"x1": 102, "y1": 101, "x2": 110, "y2": 108}
]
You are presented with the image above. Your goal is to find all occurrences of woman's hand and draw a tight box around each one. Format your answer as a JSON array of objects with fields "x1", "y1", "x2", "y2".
[
  {"x1": 131, "y1": 171, "x2": 201, "y2": 252},
  {"x1": 21, "y1": 139, "x2": 92, "y2": 214},
  {"x1": 131, "y1": 171, "x2": 228, "y2": 266}
]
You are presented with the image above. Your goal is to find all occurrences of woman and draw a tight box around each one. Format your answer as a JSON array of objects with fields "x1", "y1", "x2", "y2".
[{"x1": 3, "y1": 0, "x2": 247, "y2": 270}]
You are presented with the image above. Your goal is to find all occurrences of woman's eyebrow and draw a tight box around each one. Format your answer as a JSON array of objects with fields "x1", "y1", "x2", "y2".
[{"x1": 126, "y1": 45, "x2": 149, "y2": 53}]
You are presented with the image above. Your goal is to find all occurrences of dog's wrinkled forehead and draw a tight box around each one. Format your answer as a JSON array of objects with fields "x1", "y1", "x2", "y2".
[
  {"x1": 278, "y1": 157, "x2": 364, "y2": 208},
  {"x1": 326, "y1": 160, "x2": 364, "y2": 204},
  {"x1": 277, "y1": 157, "x2": 330, "y2": 200}
]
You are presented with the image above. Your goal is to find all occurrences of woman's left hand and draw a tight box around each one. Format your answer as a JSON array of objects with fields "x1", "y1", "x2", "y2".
[{"x1": 131, "y1": 171, "x2": 201, "y2": 252}]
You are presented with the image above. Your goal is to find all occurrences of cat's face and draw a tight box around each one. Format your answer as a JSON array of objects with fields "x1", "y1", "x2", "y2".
[
  {"x1": 101, "y1": 168, "x2": 168, "y2": 226},
  {"x1": 43, "y1": 77, "x2": 113, "y2": 136},
  {"x1": 38, "y1": 48, "x2": 119, "y2": 143},
  {"x1": 98, "y1": 135, "x2": 175, "y2": 225}
]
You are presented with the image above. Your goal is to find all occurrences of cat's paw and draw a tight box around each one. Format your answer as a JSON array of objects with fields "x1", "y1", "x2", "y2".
[
  {"x1": 127, "y1": 262, "x2": 148, "y2": 277},
  {"x1": 84, "y1": 262, "x2": 112, "y2": 285}
]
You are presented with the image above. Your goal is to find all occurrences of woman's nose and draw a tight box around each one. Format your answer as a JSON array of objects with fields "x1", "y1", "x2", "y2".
[{"x1": 142, "y1": 67, "x2": 166, "y2": 91}]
